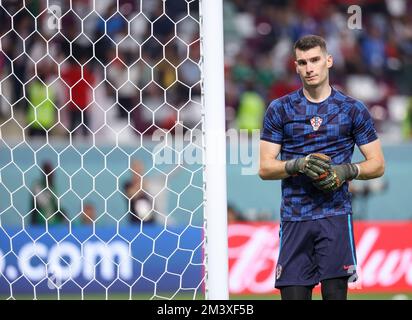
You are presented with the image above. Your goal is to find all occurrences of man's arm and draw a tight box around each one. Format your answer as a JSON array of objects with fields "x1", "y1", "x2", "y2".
[
  {"x1": 313, "y1": 139, "x2": 385, "y2": 192},
  {"x1": 356, "y1": 139, "x2": 385, "y2": 180},
  {"x1": 259, "y1": 140, "x2": 288, "y2": 180}
]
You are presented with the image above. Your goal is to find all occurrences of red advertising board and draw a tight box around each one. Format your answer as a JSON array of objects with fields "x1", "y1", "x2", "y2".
[{"x1": 228, "y1": 221, "x2": 412, "y2": 294}]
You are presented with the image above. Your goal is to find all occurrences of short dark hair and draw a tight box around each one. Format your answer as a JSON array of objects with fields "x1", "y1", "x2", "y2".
[{"x1": 294, "y1": 35, "x2": 327, "y2": 55}]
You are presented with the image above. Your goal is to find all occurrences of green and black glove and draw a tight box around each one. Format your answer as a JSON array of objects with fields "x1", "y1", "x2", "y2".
[
  {"x1": 285, "y1": 153, "x2": 332, "y2": 180},
  {"x1": 312, "y1": 163, "x2": 359, "y2": 192}
]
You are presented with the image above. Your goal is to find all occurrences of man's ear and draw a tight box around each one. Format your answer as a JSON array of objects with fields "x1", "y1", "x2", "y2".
[
  {"x1": 327, "y1": 54, "x2": 333, "y2": 68},
  {"x1": 294, "y1": 60, "x2": 299, "y2": 73}
]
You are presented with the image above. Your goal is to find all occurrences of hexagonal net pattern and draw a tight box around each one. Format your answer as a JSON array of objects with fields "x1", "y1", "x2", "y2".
[{"x1": 0, "y1": 0, "x2": 206, "y2": 299}]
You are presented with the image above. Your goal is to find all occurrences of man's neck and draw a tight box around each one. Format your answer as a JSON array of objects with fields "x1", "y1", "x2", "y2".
[{"x1": 303, "y1": 82, "x2": 332, "y2": 103}]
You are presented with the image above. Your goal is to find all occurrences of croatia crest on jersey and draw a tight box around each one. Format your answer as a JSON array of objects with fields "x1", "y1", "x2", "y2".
[{"x1": 310, "y1": 116, "x2": 323, "y2": 131}]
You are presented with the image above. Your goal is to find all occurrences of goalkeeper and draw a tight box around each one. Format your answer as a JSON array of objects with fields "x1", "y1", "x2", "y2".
[{"x1": 259, "y1": 35, "x2": 385, "y2": 300}]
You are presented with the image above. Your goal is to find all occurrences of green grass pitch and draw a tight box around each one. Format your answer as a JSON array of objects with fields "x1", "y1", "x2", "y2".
[{"x1": 2, "y1": 292, "x2": 412, "y2": 300}]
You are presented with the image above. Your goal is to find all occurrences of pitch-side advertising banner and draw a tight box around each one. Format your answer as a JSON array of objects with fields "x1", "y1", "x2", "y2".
[
  {"x1": 228, "y1": 222, "x2": 412, "y2": 293},
  {"x1": 1, "y1": 222, "x2": 411, "y2": 294},
  {"x1": 0, "y1": 225, "x2": 203, "y2": 295}
]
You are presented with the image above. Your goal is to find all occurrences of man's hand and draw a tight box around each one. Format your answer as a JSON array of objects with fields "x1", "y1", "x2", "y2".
[
  {"x1": 313, "y1": 163, "x2": 359, "y2": 192},
  {"x1": 285, "y1": 153, "x2": 332, "y2": 180}
]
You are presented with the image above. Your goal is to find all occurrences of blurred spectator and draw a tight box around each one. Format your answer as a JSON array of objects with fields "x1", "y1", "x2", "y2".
[
  {"x1": 402, "y1": 97, "x2": 412, "y2": 140},
  {"x1": 106, "y1": 50, "x2": 140, "y2": 120},
  {"x1": 151, "y1": 3, "x2": 175, "y2": 45},
  {"x1": 361, "y1": 24, "x2": 387, "y2": 75},
  {"x1": 236, "y1": 82, "x2": 265, "y2": 133},
  {"x1": 26, "y1": 67, "x2": 57, "y2": 137},
  {"x1": 93, "y1": 0, "x2": 131, "y2": 65},
  {"x1": 268, "y1": 72, "x2": 300, "y2": 101},
  {"x1": 231, "y1": 51, "x2": 255, "y2": 86},
  {"x1": 81, "y1": 203, "x2": 96, "y2": 225},
  {"x1": 124, "y1": 160, "x2": 158, "y2": 224},
  {"x1": 131, "y1": 82, "x2": 175, "y2": 134},
  {"x1": 29, "y1": 162, "x2": 67, "y2": 226},
  {"x1": 10, "y1": 14, "x2": 33, "y2": 111},
  {"x1": 228, "y1": 204, "x2": 246, "y2": 223},
  {"x1": 95, "y1": 2, "x2": 126, "y2": 41},
  {"x1": 61, "y1": 57, "x2": 95, "y2": 137},
  {"x1": 1, "y1": 0, "x2": 412, "y2": 144}
]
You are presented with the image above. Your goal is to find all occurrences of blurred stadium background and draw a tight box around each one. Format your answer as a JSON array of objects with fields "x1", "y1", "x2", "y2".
[{"x1": 0, "y1": 0, "x2": 412, "y2": 299}]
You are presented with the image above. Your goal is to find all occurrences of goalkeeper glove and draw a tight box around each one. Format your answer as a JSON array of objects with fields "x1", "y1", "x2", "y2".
[
  {"x1": 312, "y1": 163, "x2": 359, "y2": 192},
  {"x1": 285, "y1": 153, "x2": 332, "y2": 180}
]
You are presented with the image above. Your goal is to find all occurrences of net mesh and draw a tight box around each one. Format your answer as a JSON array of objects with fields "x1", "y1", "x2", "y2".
[{"x1": 0, "y1": 0, "x2": 206, "y2": 300}]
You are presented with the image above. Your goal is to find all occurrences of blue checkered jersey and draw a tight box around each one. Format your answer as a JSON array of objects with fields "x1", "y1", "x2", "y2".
[{"x1": 261, "y1": 87, "x2": 378, "y2": 221}]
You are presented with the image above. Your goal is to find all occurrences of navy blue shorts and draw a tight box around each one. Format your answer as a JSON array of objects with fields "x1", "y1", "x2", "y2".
[{"x1": 275, "y1": 214, "x2": 357, "y2": 289}]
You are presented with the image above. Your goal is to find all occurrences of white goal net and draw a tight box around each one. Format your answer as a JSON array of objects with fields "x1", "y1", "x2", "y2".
[{"x1": 0, "y1": 0, "x2": 224, "y2": 300}]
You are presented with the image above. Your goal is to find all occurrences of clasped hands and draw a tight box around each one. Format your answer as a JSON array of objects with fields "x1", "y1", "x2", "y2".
[{"x1": 285, "y1": 153, "x2": 359, "y2": 192}]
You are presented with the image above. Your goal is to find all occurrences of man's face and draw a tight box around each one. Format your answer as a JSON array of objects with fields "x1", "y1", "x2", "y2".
[{"x1": 295, "y1": 46, "x2": 333, "y2": 88}]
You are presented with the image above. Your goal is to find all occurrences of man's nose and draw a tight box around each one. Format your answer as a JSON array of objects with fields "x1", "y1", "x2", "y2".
[{"x1": 306, "y1": 63, "x2": 314, "y2": 74}]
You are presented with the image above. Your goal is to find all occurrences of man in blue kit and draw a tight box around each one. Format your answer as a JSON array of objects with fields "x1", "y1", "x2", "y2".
[{"x1": 259, "y1": 35, "x2": 385, "y2": 300}]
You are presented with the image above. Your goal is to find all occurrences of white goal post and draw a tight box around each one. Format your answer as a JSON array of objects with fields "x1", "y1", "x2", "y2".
[{"x1": 200, "y1": 0, "x2": 229, "y2": 300}]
